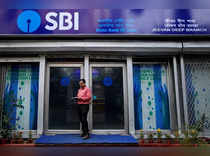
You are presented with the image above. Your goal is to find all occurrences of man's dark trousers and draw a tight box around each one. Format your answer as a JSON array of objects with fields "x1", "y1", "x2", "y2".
[{"x1": 77, "y1": 104, "x2": 89, "y2": 135}]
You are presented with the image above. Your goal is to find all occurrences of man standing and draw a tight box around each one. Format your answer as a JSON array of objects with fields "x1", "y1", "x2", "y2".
[{"x1": 77, "y1": 79, "x2": 92, "y2": 139}]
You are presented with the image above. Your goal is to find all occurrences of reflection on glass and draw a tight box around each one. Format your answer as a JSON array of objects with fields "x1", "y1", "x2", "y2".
[
  {"x1": 92, "y1": 67, "x2": 124, "y2": 129},
  {"x1": 49, "y1": 67, "x2": 80, "y2": 130}
]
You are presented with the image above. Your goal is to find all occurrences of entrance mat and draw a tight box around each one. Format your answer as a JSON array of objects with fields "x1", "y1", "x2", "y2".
[{"x1": 35, "y1": 134, "x2": 138, "y2": 144}]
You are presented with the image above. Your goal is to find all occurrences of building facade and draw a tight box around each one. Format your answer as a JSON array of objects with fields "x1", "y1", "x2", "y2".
[{"x1": 0, "y1": 2, "x2": 210, "y2": 138}]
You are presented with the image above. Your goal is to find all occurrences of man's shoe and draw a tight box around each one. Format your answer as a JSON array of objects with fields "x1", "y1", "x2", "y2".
[
  {"x1": 82, "y1": 134, "x2": 90, "y2": 140},
  {"x1": 80, "y1": 133, "x2": 85, "y2": 137}
]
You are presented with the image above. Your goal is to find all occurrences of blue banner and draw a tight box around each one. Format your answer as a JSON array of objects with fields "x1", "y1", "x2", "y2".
[
  {"x1": 0, "y1": 0, "x2": 210, "y2": 35},
  {"x1": 4, "y1": 0, "x2": 210, "y2": 9}
]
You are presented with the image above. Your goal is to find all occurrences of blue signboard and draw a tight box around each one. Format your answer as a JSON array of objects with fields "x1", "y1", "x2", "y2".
[{"x1": 0, "y1": 0, "x2": 210, "y2": 35}]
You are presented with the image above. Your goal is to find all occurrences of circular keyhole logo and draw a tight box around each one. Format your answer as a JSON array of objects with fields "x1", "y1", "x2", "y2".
[
  {"x1": 103, "y1": 77, "x2": 113, "y2": 87},
  {"x1": 17, "y1": 10, "x2": 41, "y2": 33}
]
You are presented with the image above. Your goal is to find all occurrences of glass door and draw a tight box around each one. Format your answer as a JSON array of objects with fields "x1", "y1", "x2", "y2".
[
  {"x1": 90, "y1": 64, "x2": 128, "y2": 134},
  {"x1": 45, "y1": 64, "x2": 83, "y2": 134}
]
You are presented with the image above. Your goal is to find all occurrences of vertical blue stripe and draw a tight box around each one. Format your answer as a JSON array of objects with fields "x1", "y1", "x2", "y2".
[
  {"x1": 133, "y1": 65, "x2": 143, "y2": 130},
  {"x1": 3, "y1": 71, "x2": 13, "y2": 129},
  {"x1": 160, "y1": 84, "x2": 170, "y2": 129},
  {"x1": 10, "y1": 65, "x2": 19, "y2": 129},
  {"x1": 154, "y1": 65, "x2": 170, "y2": 129},
  {"x1": 3, "y1": 84, "x2": 10, "y2": 114},
  {"x1": 29, "y1": 64, "x2": 39, "y2": 130},
  {"x1": 154, "y1": 65, "x2": 163, "y2": 129}
]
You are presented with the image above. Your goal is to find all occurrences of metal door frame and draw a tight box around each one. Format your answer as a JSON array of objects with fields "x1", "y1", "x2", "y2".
[
  {"x1": 44, "y1": 63, "x2": 84, "y2": 135},
  {"x1": 89, "y1": 63, "x2": 128, "y2": 134}
]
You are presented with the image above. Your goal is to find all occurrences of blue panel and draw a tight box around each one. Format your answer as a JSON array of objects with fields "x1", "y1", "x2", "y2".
[
  {"x1": 154, "y1": 65, "x2": 170, "y2": 129},
  {"x1": 29, "y1": 65, "x2": 39, "y2": 130},
  {"x1": 159, "y1": 84, "x2": 170, "y2": 129},
  {"x1": 133, "y1": 65, "x2": 142, "y2": 130}
]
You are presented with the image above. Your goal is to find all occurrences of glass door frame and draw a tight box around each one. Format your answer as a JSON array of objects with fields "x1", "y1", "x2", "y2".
[
  {"x1": 44, "y1": 63, "x2": 84, "y2": 135},
  {"x1": 89, "y1": 63, "x2": 128, "y2": 134}
]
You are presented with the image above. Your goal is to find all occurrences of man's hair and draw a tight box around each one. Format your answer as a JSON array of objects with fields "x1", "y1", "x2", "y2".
[{"x1": 79, "y1": 79, "x2": 86, "y2": 84}]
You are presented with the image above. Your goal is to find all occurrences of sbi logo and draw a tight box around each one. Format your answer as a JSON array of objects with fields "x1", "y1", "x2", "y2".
[
  {"x1": 17, "y1": 10, "x2": 41, "y2": 33},
  {"x1": 17, "y1": 10, "x2": 79, "y2": 33},
  {"x1": 103, "y1": 77, "x2": 113, "y2": 87}
]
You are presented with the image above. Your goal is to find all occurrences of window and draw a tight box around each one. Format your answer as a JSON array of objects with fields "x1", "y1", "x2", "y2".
[
  {"x1": 133, "y1": 64, "x2": 170, "y2": 130},
  {"x1": 185, "y1": 61, "x2": 210, "y2": 131},
  {"x1": 0, "y1": 64, "x2": 39, "y2": 130}
]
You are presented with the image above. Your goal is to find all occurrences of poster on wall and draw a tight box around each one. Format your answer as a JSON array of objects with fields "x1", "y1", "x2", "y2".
[{"x1": 0, "y1": 0, "x2": 210, "y2": 35}]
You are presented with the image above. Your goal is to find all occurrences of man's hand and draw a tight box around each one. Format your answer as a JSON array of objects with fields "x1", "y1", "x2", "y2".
[{"x1": 77, "y1": 97, "x2": 82, "y2": 101}]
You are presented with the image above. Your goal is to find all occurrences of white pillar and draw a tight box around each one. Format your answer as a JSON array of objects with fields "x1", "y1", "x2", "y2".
[
  {"x1": 173, "y1": 56, "x2": 182, "y2": 133},
  {"x1": 180, "y1": 55, "x2": 189, "y2": 129},
  {"x1": 126, "y1": 56, "x2": 136, "y2": 136},
  {"x1": 37, "y1": 56, "x2": 46, "y2": 136},
  {"x1": 84, "y1": 55, "x2": 91, "y2": 131},
  {"x1": 84, "y1": 55, "x2": 89, "y2": 87}
]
